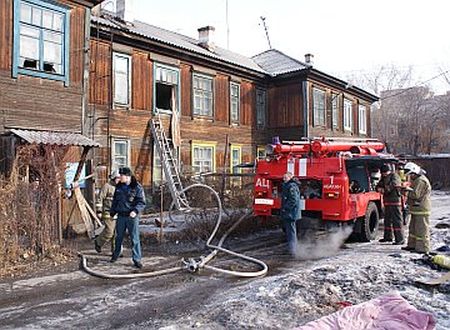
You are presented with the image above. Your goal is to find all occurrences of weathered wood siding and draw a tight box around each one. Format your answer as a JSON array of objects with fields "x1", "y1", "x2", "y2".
[
  {"x1": 214, "y1": 74, "x2": 229, "y2": 122},
  {"x1": 89, "y1": 39, "x2": 111, "y2": 106},
  {"x1": 267, "y1": 82, "x2": 303, "y2": 128},
  {"x1": 132, "y1": 51, "x2": 152, "y2": 111}
]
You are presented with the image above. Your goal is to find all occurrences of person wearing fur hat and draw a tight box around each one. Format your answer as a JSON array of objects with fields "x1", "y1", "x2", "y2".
[
  {"x1": 110, "y1": 167, "x2": 146, "y2": 268},
  {"x1": 94, "y1": 170, "x2": 121, "y2": 254}
]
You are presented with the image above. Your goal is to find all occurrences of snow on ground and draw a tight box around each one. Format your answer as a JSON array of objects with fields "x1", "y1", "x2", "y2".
[
  {"x1": 0, "y1": 193, "x2": 448, "y2": 330},
  {"x1": 153, "y1": 192, "x2": 450, "y2": 330}
]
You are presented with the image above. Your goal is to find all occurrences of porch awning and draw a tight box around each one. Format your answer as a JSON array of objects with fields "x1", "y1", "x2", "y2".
[{"x1": 9, "y1": 129, "x2": 100, "y2": 147}]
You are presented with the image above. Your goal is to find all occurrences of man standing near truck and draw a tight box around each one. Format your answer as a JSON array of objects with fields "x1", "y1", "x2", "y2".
[
  {"x1": 377, "y1": 164, "x2": 405, "y2": 245},
  {"x1": 280, "y1": 172, "x2": 301, "y2": 255},
  {"x1": 402, "y1": 162, "x2": 432, "y2": 254}
]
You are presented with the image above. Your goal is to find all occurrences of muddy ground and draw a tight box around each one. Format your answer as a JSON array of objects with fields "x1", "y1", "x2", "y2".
[{"x1": 0, "y1": 192, "x2": 449, "y2": 330}]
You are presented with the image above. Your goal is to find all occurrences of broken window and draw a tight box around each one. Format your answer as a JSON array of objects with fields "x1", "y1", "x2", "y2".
[
  {"x1": 313, "y1": 88, "x2": 326, "y2": 126},
  {"x1": 113, "y1": 53, "x2": 131, "y2": 106},
  {"x1": 15, "y1": 0, "x2": 68, "y2": 81},
  {"x1": 230, "y1": 82, "x2": 240, "y2": 123},
  {"x1": 154, "y1": 64, "x2": 179, "y2": 113},
  {"x1": 155, "y1": 83, "x2": 174, "y2": 111},
  {"x1": 193, "y1": 74, "x2": 213, "y2": 116},
  {"x1": 256, "y1": 89, "x2": 266, "y2": 128}
]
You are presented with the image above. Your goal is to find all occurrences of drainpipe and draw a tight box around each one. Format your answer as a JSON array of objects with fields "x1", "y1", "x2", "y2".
[
  {"x1": 81, "y1": 8, "x2": 91, "y2": 135},
  {"x1": 302, "y1": 79, "x2": 309, "y2": 138}
]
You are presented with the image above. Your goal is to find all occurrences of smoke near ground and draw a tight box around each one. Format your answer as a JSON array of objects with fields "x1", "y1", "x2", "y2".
[{"x1": 295, "y1": 226, "x2": 353, "y2": 260}]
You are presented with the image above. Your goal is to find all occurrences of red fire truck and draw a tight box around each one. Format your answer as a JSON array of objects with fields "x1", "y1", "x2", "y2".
[{"x1": 253, "y1": 137, "x2": 398, "y2": 241}]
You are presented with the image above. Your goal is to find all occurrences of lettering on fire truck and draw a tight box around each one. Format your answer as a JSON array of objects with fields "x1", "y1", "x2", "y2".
[
  {"x1": 256, "y1": 178, "x2": 270, "y2": 189},
  {"x1": 323, "y1": 184, "x2": 342, "y2": 190}
]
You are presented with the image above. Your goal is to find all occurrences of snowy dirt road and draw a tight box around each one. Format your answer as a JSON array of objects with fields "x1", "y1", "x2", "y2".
[{"x1": 0, "y1": 192, "x2": 449, "y2": 329}]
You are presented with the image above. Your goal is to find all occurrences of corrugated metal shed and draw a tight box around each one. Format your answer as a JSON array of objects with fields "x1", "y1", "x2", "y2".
[
  {"x1": 252, "y1": 49, "x2": 311, "y2": 76},
  {"x1": 10, "y1": 129, "x2": 101, "y2": 147},
  {"x1": 91, "y1": 16, "x2": 266, "y2": 74}
]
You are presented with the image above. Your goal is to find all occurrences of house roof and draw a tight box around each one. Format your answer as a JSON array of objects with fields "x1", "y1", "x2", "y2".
[
  {"x1": 251, "y1": 49, "x2": 311, "y2": 76},
  {"x1": 91, "y1": 16, "x2": 378, "y2": 101},
  {"x1": 10, "y1": 129, "x2": 100, "y2": 147},
  {"x1": 91, "y1": 16, "x2": 266, "y2": 74}
]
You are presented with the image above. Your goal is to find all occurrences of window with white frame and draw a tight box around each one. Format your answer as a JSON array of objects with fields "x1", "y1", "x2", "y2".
[
  {"x1": 230, "y1": 82, "x2": 240, "y2": 123},
  {"x1": 154, "y1": 64, "x2": 179, "y2": 113},
  {"x1": 313, "y1": 88, "x2": 326, "y2": 126},
  {"x1": 343, "y1": 98, "x2": 353, "y2": 131},
  {"x1": 112, "y1": 139, "x2": 130, "y2": 170},
  {"x1": 192, "y1": 144, "x2": 215, "y2": 173},
  {"x1": 113, "y1": 52, "x2": 131, "y2": 106},
  {"x1": 14, "y1": 0, "x2": 70, "y2": 83},
  {"x1": 256, "y1": 89, "x2": 266, "y2": 128},
  {"x1": 332, "y1": 94, "x2": 339, "y2": 129},
  {"x1": 193, "y1": 74, "x2": 213, "y2": 116},
  {"x1": 358, "y1": 104, "x2": 367, "y2": 134}
]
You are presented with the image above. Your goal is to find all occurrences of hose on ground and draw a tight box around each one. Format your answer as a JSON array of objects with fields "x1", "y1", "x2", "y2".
[{"x1": 80, "y1": 183, "x2": 268, "y2": 279}]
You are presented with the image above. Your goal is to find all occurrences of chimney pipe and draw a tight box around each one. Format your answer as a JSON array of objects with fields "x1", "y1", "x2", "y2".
[
  {"x1": 198, "y1": 26, "x2": 216, "y2": 52},
  {"x1": 116, "y1": 0, "x2": 135, "y2": 22},
  {"x1": 305, "y1": 53, "x2": 314, "y2": 66}
]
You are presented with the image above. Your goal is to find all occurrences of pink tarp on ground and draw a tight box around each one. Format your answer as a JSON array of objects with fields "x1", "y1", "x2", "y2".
[{"x1": 296, "y1": 292, "x2": 436, "y2": 330}]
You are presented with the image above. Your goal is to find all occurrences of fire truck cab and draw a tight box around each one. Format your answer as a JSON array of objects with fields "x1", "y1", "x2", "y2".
[{"x1": 253, "y1": 137, "x2": 398, "y2": 241}]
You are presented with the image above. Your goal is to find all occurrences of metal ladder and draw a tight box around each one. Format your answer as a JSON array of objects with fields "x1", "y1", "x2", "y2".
[{"x1": 150, "y1": 116, "x2": 190, "y2": 210}]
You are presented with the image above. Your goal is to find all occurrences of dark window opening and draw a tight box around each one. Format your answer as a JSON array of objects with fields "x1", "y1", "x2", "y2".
[
  {"x1": 43, "y1": 62, "x2": 56, "y2": 73},
  {"x1": 22, "y1": 59, "x2": 38, "y2": 69},
  {"x1": 156, "y1": 83, "x2": 173, "y2": 111}
]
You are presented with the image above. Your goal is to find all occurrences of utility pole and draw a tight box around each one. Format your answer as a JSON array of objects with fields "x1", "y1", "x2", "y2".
[
  {"x1": 226, "y1": 0, "x2": 230, "y2": 49},
  {"x1": 260, "y1": 16, "x2": 272, "y2": 49}
]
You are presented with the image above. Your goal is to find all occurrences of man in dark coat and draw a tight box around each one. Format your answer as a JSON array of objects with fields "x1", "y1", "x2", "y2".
[
  {"x1": 280, "y1": 172, "x2": 301, "y2": 255},
  {"x1": 377, "y1": 164, "x2": 404, "y2": 245},
  {"x1": 110, "y1": 167, "x2": 146, "y2": 268}
]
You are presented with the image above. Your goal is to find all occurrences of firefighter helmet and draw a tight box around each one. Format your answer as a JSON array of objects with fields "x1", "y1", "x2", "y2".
[{"x1": 404, "y1": 162, "x2": 421, "y2": 175}]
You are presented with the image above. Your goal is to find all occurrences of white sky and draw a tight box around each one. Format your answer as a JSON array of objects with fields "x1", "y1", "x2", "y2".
[{"x1": 131, "y1": 0, "x2": 450, "y2": 94}]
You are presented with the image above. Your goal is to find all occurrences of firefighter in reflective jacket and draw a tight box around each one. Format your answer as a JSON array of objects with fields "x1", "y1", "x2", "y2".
[
  {"x1": 402, "y1": 162, "x2": 432, "y2": 254},
  {"x1": 376, "y1": 164, "x2": 404, "y2": 245},
  {"x1": 280, "y1": 172, "x2": 301, "y2": 255},
  {"x1": 95, "y1": 170, "x2": 120, "y2": 253}
]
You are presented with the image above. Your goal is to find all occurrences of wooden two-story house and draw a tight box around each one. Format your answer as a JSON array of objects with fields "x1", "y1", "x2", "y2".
[{"x1": 87, "y1": 1, "x2": 378, "y2": 189}]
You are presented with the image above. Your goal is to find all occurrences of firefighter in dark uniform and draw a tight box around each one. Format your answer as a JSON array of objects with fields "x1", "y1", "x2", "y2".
[
  {"x1": 110, "y1": 167, "x2": 146, "y2": 268},
  {"x1": 377, "y1": 164, "x2": 405, "y2": 245},
  {"x1": 280, "y1": 172, "x2": 302, "y2": 255}
]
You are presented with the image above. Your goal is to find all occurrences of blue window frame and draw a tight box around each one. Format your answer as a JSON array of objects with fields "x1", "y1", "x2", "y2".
[{"x1": 13, "y1": 0, "x2": 70, "y2": 85}]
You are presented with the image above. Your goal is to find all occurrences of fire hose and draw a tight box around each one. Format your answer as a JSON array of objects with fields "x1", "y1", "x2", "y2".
[{"x1": 79, "y1": 183, "x2": 268, "y2": 279}]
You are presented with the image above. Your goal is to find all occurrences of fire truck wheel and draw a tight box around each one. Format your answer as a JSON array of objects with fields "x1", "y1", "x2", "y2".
[{"x1": 356, "y1": 202, "x2": 380, "y2": 242}]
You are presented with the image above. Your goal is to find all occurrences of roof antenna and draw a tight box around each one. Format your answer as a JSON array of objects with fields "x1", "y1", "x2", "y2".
[{"x1": 260, "y1": 16, "x2": 272, "y2": 49}]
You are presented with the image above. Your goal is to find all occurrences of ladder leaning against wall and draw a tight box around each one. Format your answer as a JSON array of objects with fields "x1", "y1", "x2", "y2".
[{"x1": 150, "y1": 115, "x2": 190, "y2": 210}]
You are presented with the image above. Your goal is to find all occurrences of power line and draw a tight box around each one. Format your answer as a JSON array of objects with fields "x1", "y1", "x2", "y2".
[{"x1": 380, "y1": 69, "x2": 450, "y2": 100}]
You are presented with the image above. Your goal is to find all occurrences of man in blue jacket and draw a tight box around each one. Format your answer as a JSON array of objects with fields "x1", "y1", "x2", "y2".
[
  {"x1": 110, "y1": 167, "x2": 146, "y2": 268},
  {"x1": 280, "y1": 172, "x2": 301, "y2": 255}
]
